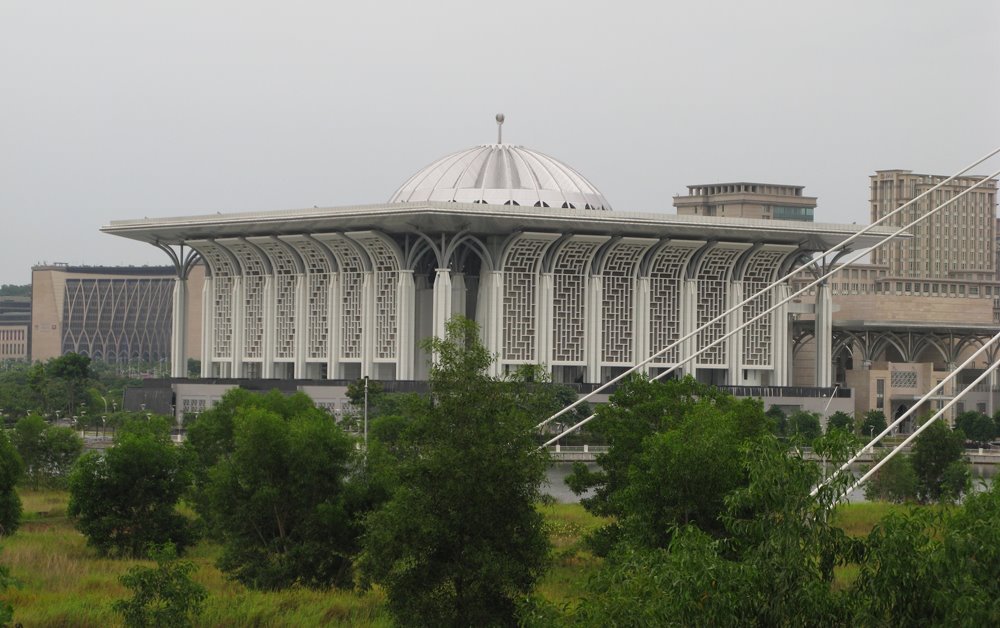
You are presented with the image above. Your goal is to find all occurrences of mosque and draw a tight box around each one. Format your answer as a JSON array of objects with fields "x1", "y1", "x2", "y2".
[{"x1": 102, "y1": 116, "x2": 890, "y2": 417}]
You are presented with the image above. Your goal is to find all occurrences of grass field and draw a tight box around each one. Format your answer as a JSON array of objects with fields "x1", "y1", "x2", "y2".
[{"x1": 0, "y1": 490, "x2": 904, "y2": 626}]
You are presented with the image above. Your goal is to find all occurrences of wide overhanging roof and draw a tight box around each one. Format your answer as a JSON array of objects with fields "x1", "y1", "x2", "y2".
[{"x1": 102, "y1": 201, "x2": 897, "y2": 251}]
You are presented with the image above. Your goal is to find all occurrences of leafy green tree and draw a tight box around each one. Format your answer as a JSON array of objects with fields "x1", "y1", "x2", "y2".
[
  {"x1": 360, "y1": 317, "x2": 552, "y2": 627},
  {"x1": 204, "y1": 406, "x2": 361, "y2": 589},
  {"x1": 570, "y1": 436, "x2": 858, "y2": 626},
  {"x1": 0, "y1": 548, "x2": 15, "y2": 624},
  {"x1": 954, "y1": 410, "x2": 995, "y2": 447},
  {"x1": 185, "y1": 389, "x2": 329, "y2": 532},
  {"x1": 11, "y1": 415, "x2": 83, "y2": 489},
  {"x1": 112, "y1": 543, "x2": 207, "y2": 628},
  {"x1": 859, "y1": 410, "x2": 888, "y2": 440},
  {"x1": 863, "y1": 452, "x2": 918, "y2": 503},
  {"x1": 69, "y1": 419, "x2": 195, "y2": 557},
  {"x1": 0, "y1": 431, "x2": 22, "y2": 536},
  {"x1": 852, "y1": 482, "x2": 1000, "y2": 624},
  {"x1": 566, "y1": 375, "x2": 769, "y2": 554},
  {"x1": 765, "y1": 405, "x2": 787, "y2": 435},
  {"x1": 785, "y1": 410, "x2": 822, "y2": 442},
  {"x1": 0, "y1": 284, "x2": 30, "y2": 297},
  {"x1": 46, "y1": 353, "x2": 92, "y2": 417},
  {"x1": 911, "y1": 420, "x2": 970, "y2": 503},
  {"x1": 826, "y1": 410, "x2": 854, "y2": 434}
]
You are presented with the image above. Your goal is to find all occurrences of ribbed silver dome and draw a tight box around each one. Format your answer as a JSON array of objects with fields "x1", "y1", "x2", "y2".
[{"x1": 389, "y1": 144, "x2": 611, "y2": 210}]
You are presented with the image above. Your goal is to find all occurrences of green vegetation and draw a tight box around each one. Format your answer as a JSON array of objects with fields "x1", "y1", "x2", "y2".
[
  {"x1": 4, "y1": 490, "x2": 391, "y2": 626},
  {"x1": 566, "y1": 376, "x2": 771, "y2": 553},
  {"x1": 68, "y1": 418, "x2": 195, "y2": 557},
  {"x1": 826, "y1": 410, "x2": 854, "y2": 434},
  {"x1": 113, "y1": 543, "x2": 207, "y2": 627},
  {"x1": 359, "y1": 318, "x2": 554, "y2": 627},
  {"x1": 0, "y1": 284, "x2": 30, "y2": 297},
  {"x1": 0, "y1": 429, "x2": 23, "y2": 536},
  {"x1": 955, "y1": 409, "x2": 995, "y2": 447},
  {"x1": 11, "y1": 415, "x2": 83, "y2": 489},
  {"x1": 203, "y1": 403, "x2": 362, "y2": 590}
]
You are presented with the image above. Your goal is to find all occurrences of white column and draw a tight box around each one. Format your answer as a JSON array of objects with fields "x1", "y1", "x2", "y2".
[
  {"x1": 537, "y1": 273, "x2": 554, "y2": 369},
  {"x1": 584, "y1": 275, "x2": 602, "y2": 383},
  {"x1": 680, "y1": 278, "x2": 698, "y2": 378},
  {"x1": 361, "y1": 271, "x2": 375, "y2": 378},
  {"x1": 634, "y1": 277, "x2": 651, "y2": 374},
  {"x1": 397, "y1": 270, "x2": 415, "y2": 380},
  {"x1": 476, "y1": 270, "x2": 504, "y2": 377},
  {"x1": 230, "y1": 276, "x2": 244, "y2": 378},
  {"x1": 727, "y1": 281, "x2": 743, "y2": 385},
  {"x1": 170, "y1": 277, "x2": 188, "y2": 378},
  {"x1": 451, "y1": 272, "x2": 466, "y2": 317},
  {"x1": 815, "y1": 282, "x2": 833, "y2": 387},
  {"x1": 772, "y1": 283, "x2": 791, "y2": 386},
  {"x1": 200, "y1": 276, "x2": 214, "y2": 378},
  {"x1": 327, "y1": 273, "x2": 341, "y2": 379},
  {"x1": 293, "y1": 274, "x2": 307, "y2": 378},
  {"x1": 261, "y1": 275, "x2": 275, "y2": 379},
  {"x1": 432, "y1": 268, "x2": 452, "y2": 342}
]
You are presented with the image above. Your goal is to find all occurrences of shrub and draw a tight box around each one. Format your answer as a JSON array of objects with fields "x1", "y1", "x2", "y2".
[{"x1": 113, "y1": 543, "x2": 207, "y2": 627}]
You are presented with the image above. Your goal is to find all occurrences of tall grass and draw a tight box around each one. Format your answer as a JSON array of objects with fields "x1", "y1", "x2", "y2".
[{"x1": 1, "y1": 489, "x2": 910, "y2": 625}]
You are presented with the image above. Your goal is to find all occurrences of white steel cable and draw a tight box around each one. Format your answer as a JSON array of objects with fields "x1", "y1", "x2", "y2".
[
  {"x1": 536, "y1": 146, "x2": 1000, "y2": 431},
  {"x1": 539, "y1": 168, "x2": 1000, "y2": 447}
]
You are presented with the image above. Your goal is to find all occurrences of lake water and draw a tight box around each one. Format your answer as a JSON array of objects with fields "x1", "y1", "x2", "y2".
[{"x1": 543, "y1": 461, "x2": 997, "y2": 504}]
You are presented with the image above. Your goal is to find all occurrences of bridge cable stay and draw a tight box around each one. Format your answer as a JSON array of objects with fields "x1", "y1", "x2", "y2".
[
  {"x1": 539, "y1": 166, "x2": 1000, "y2": 448},
  {"x1": 811, "y1": 328, "x2": 1000, "y2": 496},
  {"x1": 535, "y1": 145, "x2": 1000, "y2": 434}
]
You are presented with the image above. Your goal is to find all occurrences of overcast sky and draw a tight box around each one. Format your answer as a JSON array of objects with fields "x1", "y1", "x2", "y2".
[{"x1": 2, "y1": 0, "x2": 998, "y2": 285}]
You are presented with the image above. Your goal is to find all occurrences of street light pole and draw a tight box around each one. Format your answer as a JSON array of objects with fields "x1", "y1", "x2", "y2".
[{"x1": 363, "y1": 376, "x2": 369, "y2": 451}]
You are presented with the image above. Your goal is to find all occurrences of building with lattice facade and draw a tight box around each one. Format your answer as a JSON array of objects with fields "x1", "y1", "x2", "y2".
[
  {"x1": 31, "y1": 265, "x2": 204, "y2": 366},
  {"x1": 103, "y1": 127, "x2": 891, "y2": 399}
]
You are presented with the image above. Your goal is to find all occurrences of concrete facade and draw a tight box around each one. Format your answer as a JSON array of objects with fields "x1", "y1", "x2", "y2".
[
  {"x1": 31, "y1": 264, "x2": 204, "y2": 366},
  {"x1": 674, "y1": 182, "x2": 816, "y2": 222}
]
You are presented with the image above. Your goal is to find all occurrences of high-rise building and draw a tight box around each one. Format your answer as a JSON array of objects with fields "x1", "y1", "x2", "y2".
[
  {"x1": 673, "y1": 183, "x2": 816, "y2": 222},
  {"x1": 870, "y1": 170, "x2": 998, "y2": 281}
]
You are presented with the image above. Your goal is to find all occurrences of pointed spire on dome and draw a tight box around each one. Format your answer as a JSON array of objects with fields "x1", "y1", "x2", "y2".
[{"x1": 495, "y1": 113, "x2": 505, "y2": 144}]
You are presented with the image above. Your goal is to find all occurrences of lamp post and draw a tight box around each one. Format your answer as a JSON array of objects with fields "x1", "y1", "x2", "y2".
[{"x1": 363, "y1": 376, "x2": 369, "y2": 451}]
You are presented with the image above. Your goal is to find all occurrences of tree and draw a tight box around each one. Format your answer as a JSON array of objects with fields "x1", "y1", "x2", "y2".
[
  {"x1": 203, "y1": 405, "x2": 362, "y2": 589},
  {"x1": 784, "y1": 410, "x2": 822, "y2": 442},
  {"x1": 911, "y1": 420, "x2": 970, "y2": 503},
  {"x1": 765, "y1": 405, "x2": 787, "y2": 435},
  {"x1": 826, "y1": 410, "x2": 854, "y2": 434},
  {"x1": 185, "y1": 388, "x2": 329, "y2": 533},
  {"x1": 853, "y1": 481, "x2": 1000, "y2": 625},
  {"x1": 360, "y1": 317, "x2": 552, "y2": 627},
  {"x1": 565, "y1": 375, "x2": 770, "y2": 554},
  {"x1": 69, "y1": 418, "x2": 195, "y2": 557},
  {"x1": 46, "y1": 353, "x2": 92, "y2": 417},
  {"x1": 113, "y1": 543, "x2": 207, "y2": 628},
  {"x1": 859, "y1": 410, "x2": 888, "y2": 440},
  {"x1": 570, "y1": 436, "x2": 858, "y2": 626},
  {"x1": 954, "y1": 410, "x2": 995, "y2": 447},
  {"x1": 863, "y1": 452, "x2": 918, "y2": 503},
  {"x1": 11, "y1": 415, "x2": 83, "y2": 489},
  {"x1": 0, "y1": 430, "x2": 22, "y2": 536}
]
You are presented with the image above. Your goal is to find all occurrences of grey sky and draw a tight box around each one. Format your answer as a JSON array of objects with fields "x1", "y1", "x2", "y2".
[{"x1": 2, "y1": 0, "x2": 998, "y2": 285}]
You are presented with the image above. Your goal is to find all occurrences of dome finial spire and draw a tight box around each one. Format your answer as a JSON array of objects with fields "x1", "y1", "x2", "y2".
[{"x1": 495, "y1": 113, "x2": 505, "y2": 144}]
